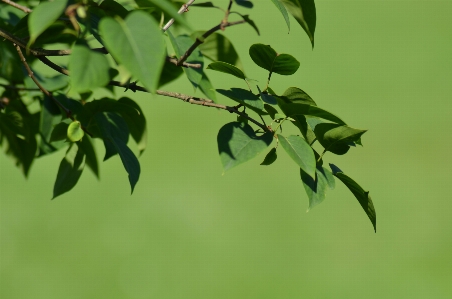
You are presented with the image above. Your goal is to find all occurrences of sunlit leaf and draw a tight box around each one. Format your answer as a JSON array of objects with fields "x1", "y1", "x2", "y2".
[
  {"x1": 314, "y1": 124, "x2": 366, "y2": 155},
  {"x1": 207, "y1": 62, "x2": 245, "y2": 80},
  {"x1": 271, "y1": 0, "x2": 290, "y2": 32},
  {"x1": 301, "y1": 166, "x2": 335, "y2": 211},
  {"x1": 278, "y1": 134, "x2": 315, "y2": 178},
  {"x1": 67, "y1": 121, "x2": 84, "y2": 142},
  {"x1": 28, "y1": 0, "x2": 67, "y2": 45},
  {"x1": 99, "y1": 11, "x2": 166, "y2": 92},
  {"x1": 280, "y1": 0, "x2": 316, "y2": 47}
]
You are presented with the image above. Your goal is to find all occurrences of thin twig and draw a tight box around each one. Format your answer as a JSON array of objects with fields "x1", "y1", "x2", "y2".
[
  {"x1": 1, "y1": 0, "x2": 31, "y2": 13},
  {"x1": 177, "y1": 19, "x2": 246, "y2": 66},
  {"x1": 221, "y1": 0, "x2": 233, "y2": 30},
  {"x1": 14, "y1": 44, "x2": 92, "y2": 137},
  {"x1": 166, "y1": 56, "x2": 201, "y2": 68},
  {"x1": 162, "y1": 0, "x2": 196, "y2": 32}
]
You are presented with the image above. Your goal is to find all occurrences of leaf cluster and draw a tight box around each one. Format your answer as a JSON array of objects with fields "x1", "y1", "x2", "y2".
[{"x1": 0, "y1": 0, "x2": 376, "y2": 231}]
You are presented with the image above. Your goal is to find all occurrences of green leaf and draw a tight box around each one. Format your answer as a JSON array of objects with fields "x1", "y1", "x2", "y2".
[
  {"x1": 278, "y1": 134, "x2": 315, "y2": 179},
  {"x1": 50, "y1": 122, "x2": 69, "y2": 142},
  {"x1": 330, "y1": 164, "x2": 376, "y2": 232},
  {"x1": 301, "y1": 166, "x2": 335, "y2": 211},
  {"x1": 238, "y1": 14, "x2": 260, "y2": 35},
  {"x1": 218, "y1": 122, "x2": 273, "y2": 171},
  {"x1": 207, "y1": 62, "x2": 245, "y2": 80},
  {"x1": 39, "y1": 96, "x2": 66, "y2": 156},
  {"x1": 191, "y1": 2, "x2": 219, "y2": 8},
  {"x1": 194, "y1": 32, "x2": 244, "y2": 71},
  {"x1": 0, "y1": 38, "x2": 24, "y2": 81},
  {"x1": 314, "y1": 123, "x2": 367, "y2": 155},
  {"x1": 216, "y1": 88, "x2": 267, "y2": 115},
  {"x1": 53, "y1": 143, "x2": 85, "y2": 199},
  {"x1": 249, "y1": 44, "x2": 299, "y2": 75},
  {"x1": 68, "y1": 45, "x2": 110, "y2": 93},
  {"x1": 277, "y1": 98, "x2": 346, "y2": 125},
  {"x1": 95, "y1": 112, "x2": 140, "y2": 193},
  {"x1": 235, "y1": 0, "x2": 253, "y2": 9},
  {"x1": 167, "y1": 32, "x2": 204, "y2": 89},
  {"x1": 67, "y1": 121, "x2": 84, "y2": 142},
  {"x1": 99, "y1": 11, "x2": 166, "y2": 92},
  {"x1": 99, "y1": 0, "x2": 129, "y2": 18},
  {"x1": 78, "y1": 135, "x2": 99, "y2": 178},
  {"x1": 136, "y1": 0, "x2": 191, "y2": 30},
  {"x1": 27, "y1": 0, "x2": 67, "y2": 45},
  {"x1": 158, "y1": 58, "x2": 183, "y2": 87},
  {"x1": 264, "y1": 104, "x2": 278, "y2": 119},
  {"x1": 282, "y1": 87, "x2": 316, "y2": 105},
  {"x1": 257, "y1": 86, "x2": 277, "y2": 105},
  {"x1": 198, "y1": 73, "x2": 217, "y2": 102},
  {"x1": 117, "y1": 97, "x2": 147, "y2": 155},
  {"x1": 261, "y1": 147, "x2": 277, "y2": 165},
  {"x1": 280, "y1": 0, "x2": 316, "y2": 48},
  {"x1": 95, "y1": 112, "x2": 129, "y2": 161},
  {"x1": 271, "y1": 0, "x2": 290, "y2": 32}
]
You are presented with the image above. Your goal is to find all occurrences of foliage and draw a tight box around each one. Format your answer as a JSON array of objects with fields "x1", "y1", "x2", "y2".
[{"x1": 0, "y1": 0, "x2": 376, "y2": 232}]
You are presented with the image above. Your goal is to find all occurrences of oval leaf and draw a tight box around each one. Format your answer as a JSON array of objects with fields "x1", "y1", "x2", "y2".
[
  {"x1": 261, "y1": 147, "x2": 277, "y2": 165},
  {"x1": 277, "y1": 99, "x2": 346, "y2": 125},
  {"x1": 249, "y1": 44, "x2": 299, "y2": 75},
  {"x1": 218, "y1": 122, "x2": 273, "y2": 171},
  {"x1": 67, "y1": 121, "x2": 84, "y2": 142},
  {"x1": 99, "y1": 11, "x2": 165, "y2": 93},
  {"x1": 278, "y1": 134, "x2": 316, "y2": 179},
  {"x1": 330, "y1": 164, "x2": 376, "y2": 232},
  {"x1": 69, "y1": 45, "x2": 110, "y2": 93},
  {"x1": 207, "y1": 62, "x2": 245, "y2": 80},
  {"x1": 28, "y1": 0, "x2": 67, "y2": 45}
]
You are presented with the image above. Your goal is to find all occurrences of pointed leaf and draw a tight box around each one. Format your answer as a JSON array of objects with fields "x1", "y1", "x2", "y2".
[
  {"x1": 280, "y1": 0, "x2": 316, "y2": 47},
  {"x1": 330, "y1": 164, "x2": 376, "y2": 232},
  {"x1": 301, "y1": 166, "x2": 335, "y2": 211},
  {"x1": 235, "y1": 0, "x2": 253, "y2": 8},
  {"x1": 68, "y1": 45, "x2": 110, "y2": 93},
  {"x1": 99, "y1": 11, "x2": 166, "y2": 92},
  {"x1": 278, "y1": 134, "x2": 315, "y2": 178},
  {"x1": 78, "y1": 136, "x2": 99, "y2": 179},
  {"x1": 261, "y1": 147, "x2": 277, "y2": 165},
  {"x1": 218, "y1": 122, "x2": 273, "y2": 171},
  {"x1": 207, "y1": 62, "x2": 246, "y2": 80},
  {"x1": 271, "y1": 0, "x2": 290, "y2": 32},
  {"x1": 314, "y1": 124, "x2": 367, "y2": 155},
  {"x1": 249, "y1": 44, "x2": 299, "y2": 75},
  {"x1": 28, "y1": 0, "x2": 67, "y2": 45},
  {"x1": 277, "y1": 98, "x2": 346, "y2": 125},
  {"x1": 67, "y1": 121, "x2": 84, "y2": 142},
  {"x1": 112, "y1": 136, "x2": 141, "y2": 193},
  {"x1": 282, "y1": 87, "x2": 316, "y2": 105},
  {"x1": 167, "y1": 31, "x2": 204, "y2": 88},
  {"x1": 53, "y1": 143, "x2": 85, "y2": 199}
]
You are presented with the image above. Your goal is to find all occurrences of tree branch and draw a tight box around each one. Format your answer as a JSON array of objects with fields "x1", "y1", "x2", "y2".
[
  {"x1": 177, "y1": 19, "x2": 246, "y2": 66},
  {"x1": 1, "y1": 0, "x2": 31, "y2": 13},
  {"x1": 162, "y1": 0, "x2": 196, "y2": 32},
  {"x1": 14, "y1": 44, "x2": 92, "y2": 137}
]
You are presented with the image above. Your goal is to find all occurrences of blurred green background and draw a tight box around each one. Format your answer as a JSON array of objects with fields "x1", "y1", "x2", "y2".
[{"x1": 1, "y1": 1, "x2": 452, "y2": 298}]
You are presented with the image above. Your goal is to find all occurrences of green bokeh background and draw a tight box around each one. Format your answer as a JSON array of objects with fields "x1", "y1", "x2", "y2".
[{"x1": 1, "y1": 1, "x2": 452, "y2": 298}]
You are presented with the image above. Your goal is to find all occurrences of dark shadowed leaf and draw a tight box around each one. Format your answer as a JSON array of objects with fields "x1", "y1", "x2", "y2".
[
  {"x1": 235, "y1": 0, "x2": 253, "y2": 8},
  {"x1": 277, "y1": 98, "x2": 346, "y2": 125},
  {"x1": 257, "y1": 86, "x2": 277, "y2": 105},
  {"x1": 280, "y1": 0, "x2": 316, "y2": 47},
  {"x1": 282, "y1": 87, "x2": 316, "y2": 105},
  {"x1": 249, "y1": 44, "x2": 299, "y2": 75},
  {"x1": 278, "y1": 134, "x2": 315, "y2": 178},
  {"x1": 207, "y1": 62, "x2": 245, "y2": 80},
  {"x1": 68, "y1": 45, "x2": 110, "y2": 93},
  {"x1": 67, "y1": 121, "x2": 84, "y2": 142},
  {"x1": 78, "y1": 136, "x2": 99, "y2": 178},
  {"x1": 314, "y1": 123, "x2": 366, "y2": 155},
  {"x1": 53, "y1": 143, "x2": 85, "y2": 199},
  {"x1": 158, "y1": 58, "x2": 184, "y2": 88},
  {"x1": 216, "y1": 88, "x2": 267, "y2": 115},
  {"x1": 218, "y1": 122, "x2": 273, "y2": 171},
  {"x1": 28, "y1": 0, "x2": 67, "y2": 45},
  {"x1": 261, "y1": 147, "x2": 277, "y2": 165},
  {"x1": 168, "y1": 31, "x2": 204, "y2": 89},
  {"x1": 191, "y1": 2, "x2": 219, "y2": 8},
  {"x1": 50, "y1": 122, "x2": 69, "y2": 142},
  {"x1": 330, "y1": 164, "x2": 376, "y2": 232},
  {"x1": 99, "y1": 11, "x2": 165, "y2": 92},
  {"x1": 194, "y1": 32, "x2": 244, "y2": 70},
  {"x1": 271, "y1": 0, "x2": 290, "y2": 32},
  {"x1": 99, "y1": 0, "x2": 129, "y2": 18},
  {"x1": 301, "y1": 166, "x2": 335, "y2": 211}
]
